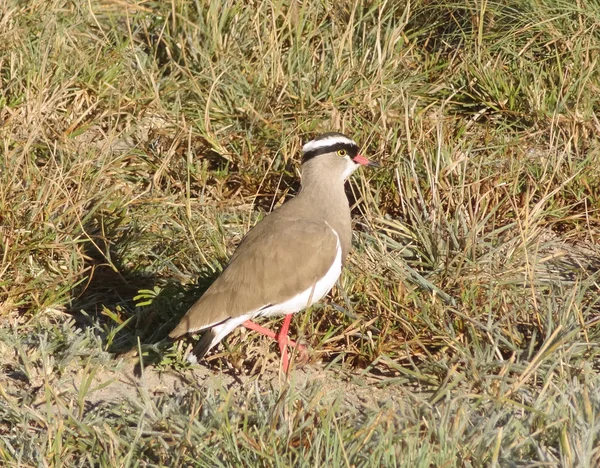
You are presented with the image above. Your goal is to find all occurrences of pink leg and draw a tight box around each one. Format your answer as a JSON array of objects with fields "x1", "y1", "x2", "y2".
[
  {"x1": 242, "y1": 319, "x2": 304, "y2": 348},
  {"x1": 242, "y1": 320, "x2": 277, "y2": 339},
  {"x1": 277, "y1": 314, "x2": 293, "y2": 373},
  {"x1": 242, "y1": 319, "x2": 298, "y2": 347},
  {"x1": 241, "y1": 318, "x2": 307, "y2": 373}
]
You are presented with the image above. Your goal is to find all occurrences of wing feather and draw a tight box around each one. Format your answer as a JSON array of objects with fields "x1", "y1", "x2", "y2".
[{"x1": 169, "y1": 216, "x2": 338, "y2": 338}]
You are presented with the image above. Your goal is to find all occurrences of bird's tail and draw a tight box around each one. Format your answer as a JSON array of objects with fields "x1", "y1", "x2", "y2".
[{"x1": 188, "y1": 329, "x2": 217, "y2": 362}]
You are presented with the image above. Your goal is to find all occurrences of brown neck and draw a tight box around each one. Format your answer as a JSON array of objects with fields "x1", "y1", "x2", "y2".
[{"x1": 297, "y1": 160, "x2": 353, "y2": 262}]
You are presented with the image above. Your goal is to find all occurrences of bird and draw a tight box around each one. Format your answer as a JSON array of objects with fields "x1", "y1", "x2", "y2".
[{"x1": 169, "y1": 132, "x2": 379, "y2": 372}]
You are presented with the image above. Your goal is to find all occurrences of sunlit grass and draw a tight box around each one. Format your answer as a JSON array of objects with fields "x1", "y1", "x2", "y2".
[{"x1": 1, "y1": 0, "x2": 600, "y2": 465}]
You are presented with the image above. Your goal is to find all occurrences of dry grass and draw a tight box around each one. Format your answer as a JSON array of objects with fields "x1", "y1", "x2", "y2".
[{"x1": 1, "y1": 0, "x2": 600, "y2": 466}]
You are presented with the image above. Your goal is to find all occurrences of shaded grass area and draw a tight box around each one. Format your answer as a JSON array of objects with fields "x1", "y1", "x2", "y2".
[{"x1": 1, "y1": 0, "x2": 600, "y2": 465}]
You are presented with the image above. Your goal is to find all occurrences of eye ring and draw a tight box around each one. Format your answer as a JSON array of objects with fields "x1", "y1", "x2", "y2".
[{"x1": 337, "y1": 149, "x2": 347, "y2": 157}]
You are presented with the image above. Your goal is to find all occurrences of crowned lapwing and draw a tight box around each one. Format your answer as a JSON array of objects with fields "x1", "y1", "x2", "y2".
[{"x1": 169, "y1": 132, "x2": 378, "y2": 372}]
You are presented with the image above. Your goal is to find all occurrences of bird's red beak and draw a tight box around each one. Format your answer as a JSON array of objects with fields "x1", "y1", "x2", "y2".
[{"x1": 352, "y1": 154, "x2": 380, "y2": 167}]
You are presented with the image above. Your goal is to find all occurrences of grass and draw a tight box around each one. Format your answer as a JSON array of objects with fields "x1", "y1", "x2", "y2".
[{"x1": 1, "y1": 0, "x2": 600, "y2": 466}]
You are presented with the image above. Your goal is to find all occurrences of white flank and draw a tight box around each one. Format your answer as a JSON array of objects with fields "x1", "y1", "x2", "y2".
[
  {"x1": 302, "y1": 135, "x2": 356, "y2": 153},
  {"x1": 198, "y1": 313, "x2": 255, "y2": 357}
]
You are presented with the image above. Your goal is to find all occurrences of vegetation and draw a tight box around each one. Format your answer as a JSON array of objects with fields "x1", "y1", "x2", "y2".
[{"x1": 1, "y1": 0, "x2": 600, "y2": 466}]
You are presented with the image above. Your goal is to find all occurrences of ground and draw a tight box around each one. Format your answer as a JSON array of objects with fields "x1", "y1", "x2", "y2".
[{"x1": 1, "y1": 0, "x2": 600, "y2": 466}]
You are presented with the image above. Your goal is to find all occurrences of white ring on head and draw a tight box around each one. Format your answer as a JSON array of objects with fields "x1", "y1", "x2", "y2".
[{"x1": 302, "y1": 135, "x2": 357, "y2": 153}]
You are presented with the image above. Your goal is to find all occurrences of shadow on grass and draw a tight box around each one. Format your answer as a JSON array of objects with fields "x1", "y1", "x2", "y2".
[{"x1": 68, "y1": 215, "x2": 222, "y2": 363}]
